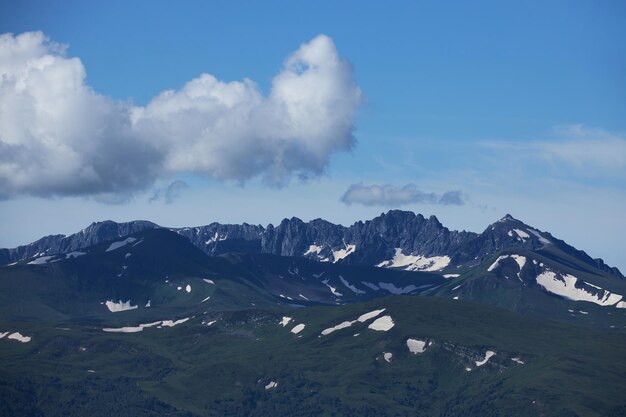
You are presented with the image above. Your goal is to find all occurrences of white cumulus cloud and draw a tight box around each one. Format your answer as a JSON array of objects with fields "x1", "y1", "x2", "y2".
[
  {"x1": 0, "y1": 32, "x2": 363, "y2": 200},
  {"x1": 340, "y1": 183, "x2": 465, "y2": 207}
]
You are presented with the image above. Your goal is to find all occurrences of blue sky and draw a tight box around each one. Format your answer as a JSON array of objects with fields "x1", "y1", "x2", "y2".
[{"x1": 0, "y1": 1, "x2": 625, "y2": 270}]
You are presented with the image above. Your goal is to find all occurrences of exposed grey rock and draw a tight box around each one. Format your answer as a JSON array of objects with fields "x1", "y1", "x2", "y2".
[
  {"x1": 0, "y1": 220, "x2": 157, "y2": 265},
  {"x1": 1, "y1": 211, "x2": 622, "y2": 279}
]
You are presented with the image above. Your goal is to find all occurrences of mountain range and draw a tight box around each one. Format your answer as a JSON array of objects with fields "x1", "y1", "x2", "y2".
[
  {"x1": 1, "y1": 211, "x2": 625, "y2": 416},
  {"x1": 2, "y1": 210, "x2": 622, "y2": 278}
]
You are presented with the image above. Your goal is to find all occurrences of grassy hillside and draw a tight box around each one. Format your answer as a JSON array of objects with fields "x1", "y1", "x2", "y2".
[{"x1": 1, "y1": 295, "x2": 625, "y2": 416}]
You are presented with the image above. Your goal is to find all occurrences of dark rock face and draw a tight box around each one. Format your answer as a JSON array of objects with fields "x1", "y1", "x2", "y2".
[
  {"x1": 0, "y1": 220, "x2": 158, "y2": 264},
  {"x1": 1, "y1": 211, "x2": 622, "y2": 279},
  {"x1": 172, "y1": 211, "x2": 624, "y2": 278},
  {"x1": 173, "y1": 210, "x2": 476, "y2": 267},
  {"x1": 174, "y1": 223, "x2": 265, "y2": 256},
  {"x1": 347, "y1": 211, "x2": 475, "y2": 262},
  {"x1": 450, "y1": 215, "x2": 550, "y2": 267}
]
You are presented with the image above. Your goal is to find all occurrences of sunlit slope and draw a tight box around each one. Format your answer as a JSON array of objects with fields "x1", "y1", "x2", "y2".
[{"x1": 1, "y1": 296, "x2": 625, "y2": 416}]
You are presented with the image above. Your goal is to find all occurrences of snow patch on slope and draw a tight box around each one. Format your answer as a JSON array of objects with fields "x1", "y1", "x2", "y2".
[
  {"x1": 105, "y1": 300, "x2": 138, "y2": 313},
  {"x1": 27, "y1": 256, "x2": 54, "y2": 265},
  {"x1": 376, "y1": 248, "x2": 450, "y2": 272},
  {"x1": 357, "y1": 309, "x2": 385, "y2": 322},
  {"x1": 321, "y1": 309, "x2": 385, "y2": 336},
  {"x1": 407, "y1": 338, "x2": 428, "y2": 354},
  {"x1": 368, "y1": 315, "x2": 394, "y2": 331},
  {"x1": 378, "y1": 282, "x2": 420, "y2": 295},
  {"x1": 291, "y1": 323, "x2": 305, "y2": 334},
  {"x1": 321, "y1": 320, "x2": 355, "y2": 336},
  {"x1": 487, "y1": 254, "x2": 526, "y2": 279},
  {"x1": 5, "y1": 332, "x2": 32, "y2": 343},
  {"x1": 536, "y1": 270, "x2": 623, "y2": 307},
  {"x1": 304, "y1": 244, "x2": 323, "y2": 256},
  {"x1": 105, "y1": 237, "x2": 137, "y2": 252},
  {"x1": 487, "y1": 255, "x2": 507, "y2": 272},
  {"x1": 339, "y1": 276, "x2": 366, "y2": 294},
  {"x1": 322, "y1": 279, "x2": 343, "y2": 297},
  {"x1": 265, "y1": 381, "x2": 278, "y2": 390},
  {"x1": 528, "y1": 229, "x2": 551, "y2": 245},
  {"x1": 102, "y1": 321, "x2": 161, "y2": 333},
  {"x1": 511, "y1": 255, "x2": 526, "y2": 274},
  {"x1": 103, "y1": 318, "x2": 189, "y2": 333},
  {"x1": 513, "y1": 229, "x2": 529, "y2": 240},
  {"x1": 205, "y1": 232, "x2": 227, "y2": 245},
  {"x1": 160, "y1": 318, "x2": 190, "y2": 327},
  {"x1": 332, "y1": 244, "x2": 356, "y2": 262},
  {"x1": 475, "y1": 350, "x2": 496, "y2": 367}
]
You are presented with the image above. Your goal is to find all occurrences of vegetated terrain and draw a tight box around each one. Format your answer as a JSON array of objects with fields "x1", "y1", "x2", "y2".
[
  {"x1": 2, "y1": 294, "x2": 626, "y2": 417},
  {"x1": 1, "y1": 220, "x2": 626, "y2": 416}
]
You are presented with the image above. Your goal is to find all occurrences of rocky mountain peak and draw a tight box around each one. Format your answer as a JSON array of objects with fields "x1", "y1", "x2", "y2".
[
  {"x1": 1, "y1": 211, "x2": 622, "y2": 279},
  {"x1": 500, "y1": 213, "x2": 516, "y2": 222}
]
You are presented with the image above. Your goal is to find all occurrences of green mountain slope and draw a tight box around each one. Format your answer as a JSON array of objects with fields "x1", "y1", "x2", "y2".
[
  {"x1": 0, "y1": 228, "x2": 445, "y2": 323},
  {"x1": 1, "y1": 296, "x2": 625, "y2": 416},
  {"x1": 432, "y1": 246, "x2": 626, "y2": 329}
]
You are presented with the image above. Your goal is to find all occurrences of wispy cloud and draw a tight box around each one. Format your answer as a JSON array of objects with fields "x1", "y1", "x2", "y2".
[
  {"x1": 340, "y1": 183, "x2": 465, "y2": 207},
  {"x1": 0, "y1": 32, "x2": 363, "y2": 200},
  {"x1": 537, "y1": 125, "x2": 626, "y2": 172},
  {"x1": 149, "y1": 180, "x2": 188, "y2": 204},
  {"x1": 481, "y1": 125, "x2": 626, "y2": 176}
]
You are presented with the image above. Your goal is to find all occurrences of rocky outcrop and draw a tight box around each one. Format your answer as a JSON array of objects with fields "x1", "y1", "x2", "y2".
[
  {"x1": 1, "y1": 211, "x2": 622, "y2": 278},
  {"x1": 0, "y1": 220, "x2": 157, "y2": 265}
]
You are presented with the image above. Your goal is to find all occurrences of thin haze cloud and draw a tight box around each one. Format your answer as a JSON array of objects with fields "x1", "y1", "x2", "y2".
[
  {"x1": 149, "y1": 180, "x2": 189, "y2": 204},
  {"x1": 480, "y1": 125, "x2": 626, "y2": 176},
  {"x1": 0, "y1": 32, "x2": 363, "y2": 201},
  {"x1": 340, "y1": 183, "x2": 465, "y2": 207}
]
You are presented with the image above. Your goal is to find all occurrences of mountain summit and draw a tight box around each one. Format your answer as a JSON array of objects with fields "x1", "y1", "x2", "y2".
[{"x1": 1, "y1": 211, "x2": 622, "y2": 278}]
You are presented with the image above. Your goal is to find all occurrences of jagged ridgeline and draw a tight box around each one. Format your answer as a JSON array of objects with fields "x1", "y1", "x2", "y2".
[{"x1": 1, "y1": 210, "x2": 621, "y2": 277}]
